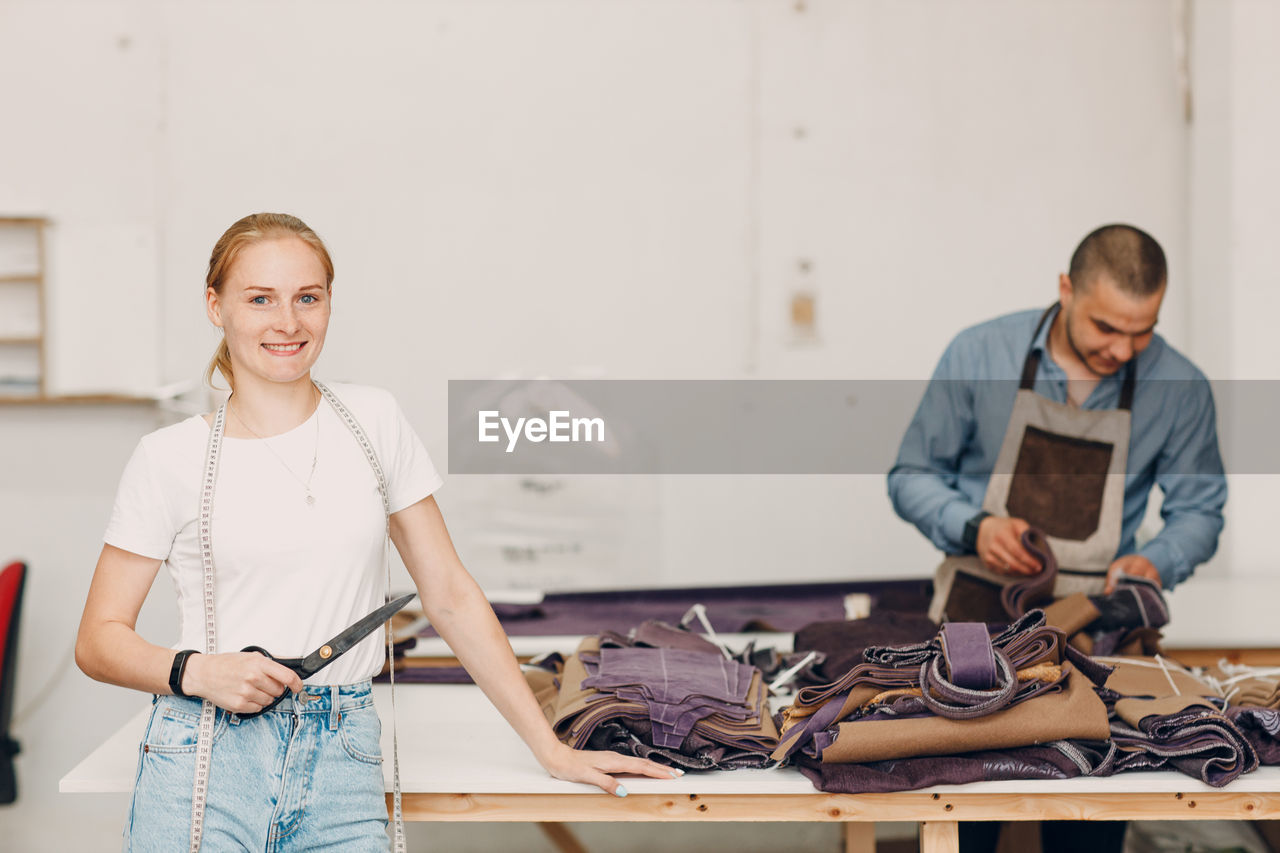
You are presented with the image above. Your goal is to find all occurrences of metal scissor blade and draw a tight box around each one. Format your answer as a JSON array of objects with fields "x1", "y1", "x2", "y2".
[{"x1": 297, "y1": 593, "x2": 418, "y2": 677}]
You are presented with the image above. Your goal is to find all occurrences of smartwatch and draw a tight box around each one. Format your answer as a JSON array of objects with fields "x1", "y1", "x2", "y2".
[
  {"x1": 962, "y1": 511, "x2": 992, "y2": 553},
  {"x1": 169, "y1": 649, "x2": 200, "y2": 698}
]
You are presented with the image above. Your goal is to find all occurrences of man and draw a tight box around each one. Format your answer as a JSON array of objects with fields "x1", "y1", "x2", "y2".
[{"x1": 889, "y1": 224, "x2": 1226, "y2": 618}]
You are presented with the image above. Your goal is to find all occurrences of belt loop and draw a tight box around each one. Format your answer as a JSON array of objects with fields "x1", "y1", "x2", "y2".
[{"x1": 329, "y1": 685, "x2": 341, "y2": 731}]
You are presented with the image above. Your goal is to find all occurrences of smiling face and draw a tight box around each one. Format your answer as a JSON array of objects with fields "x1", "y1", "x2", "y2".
[
  {"x1": 1057, "y1": 271, "x2": 1163, "y2": 377},
  {"x1": 206, "y1": 237, "x2": 332, "y2": 392}
]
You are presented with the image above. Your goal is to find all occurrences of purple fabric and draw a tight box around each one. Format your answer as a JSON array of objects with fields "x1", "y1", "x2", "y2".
[
  {"x1": 1227, "y1": 707, "x2": 1280, "y2": 766},
  {"x1": 1001, "y1": 527, "x2": 1058, "y2": 618},
  {"x1": 777, "y1": 610, "x2": 1072, "y2": 763},
  {"x1": 940, "y1": 622, "x2": 998, "y2": 690},
  {"x1": 581, "y1": 647, "x2": 756, "y2": 748},
  {"x1": 1088, "y1": 575, "x2": 1170, "y2": 631},
  {"x1": 793, "y1": 610, "x2": 938, "y2": 687},
  {"x1": 586, "y1": 719, "x2": 774, "y2": 771},
  {"x1": 1105, "y1": 699, "x2": 1258, "y2": 787},
  {"x1": 374, "y1": 666, "x2": 472, "y2": 684},
  {"x1": 416, "y1": 579, "x2": 932, "y2": 639},
  {"x1": 795, "y1": 740, "x2": 1115, "y2": 794}
]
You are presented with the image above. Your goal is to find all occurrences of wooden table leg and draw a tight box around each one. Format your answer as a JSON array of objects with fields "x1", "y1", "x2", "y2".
[
  {"x1": 920, "y1": 820, "x2": 959, "y2": 853},
  {"x1": 843, "y1": 821, "x2": 876, "y2": 853},
  {"x1": 537, "y1": 822, "x2": 589, "y2": 853}
]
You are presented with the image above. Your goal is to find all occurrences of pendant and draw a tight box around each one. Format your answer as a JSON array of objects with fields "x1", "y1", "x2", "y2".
[{"x1": 306, "y1": 493, "x2": 316, "y2": 506}]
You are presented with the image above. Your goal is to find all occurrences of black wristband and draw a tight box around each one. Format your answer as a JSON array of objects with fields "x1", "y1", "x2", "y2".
[
  {"x1": 169, "y1": 649, "x2": 200, "y2": 698},
  {"x1": 962, "y1": 511, "x2": 992, "y2": 553}
]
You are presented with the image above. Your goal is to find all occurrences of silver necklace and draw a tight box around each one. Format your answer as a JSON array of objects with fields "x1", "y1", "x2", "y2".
[{"x1": 228, "y1": 395, "x2": 321, "y2": 506}]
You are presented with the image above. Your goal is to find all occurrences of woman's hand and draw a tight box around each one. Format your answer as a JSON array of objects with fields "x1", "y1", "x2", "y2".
[
  {"x1": 181, "y1": 651, "x2": 304, "y2": 714},
  {"x1": 535, "y1": 741, "x2": 683, "y2": 797}
]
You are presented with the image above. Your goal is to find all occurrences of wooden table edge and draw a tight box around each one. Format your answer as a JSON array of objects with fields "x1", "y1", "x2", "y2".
[{"x1": 390, "y1": 790, "x2": 1280, "y2": 822}]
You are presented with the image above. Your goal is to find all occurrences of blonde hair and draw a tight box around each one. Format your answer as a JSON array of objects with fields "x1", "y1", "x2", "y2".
[{"x1": 204, "y1": 213, "x2": 334, "y2": 391}]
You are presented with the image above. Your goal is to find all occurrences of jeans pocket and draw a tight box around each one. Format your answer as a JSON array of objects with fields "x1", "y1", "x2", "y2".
[
  {"x1": 144, "y1": 699, "x2": 227, "y2": 754},
  {"x1": 338, "y1": 703, "x2": 384, "y2": 766}
]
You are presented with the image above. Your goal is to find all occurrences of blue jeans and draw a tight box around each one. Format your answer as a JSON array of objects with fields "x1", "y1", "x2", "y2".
[{"x1": 124, "y1": 682, "x2": 389, "y2": 852}]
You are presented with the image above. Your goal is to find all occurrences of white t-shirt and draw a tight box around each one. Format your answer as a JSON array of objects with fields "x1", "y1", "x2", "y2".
[{"x1": 103, "y1": 382, "x2": 442, "y2": 685}]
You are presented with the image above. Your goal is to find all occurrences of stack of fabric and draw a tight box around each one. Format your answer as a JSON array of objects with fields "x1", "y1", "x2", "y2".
[
  {"x1": 1100, "y1": 657, "x2": 1258, "y2": 786},
  {"x1": 779, "y1": 610, "x2": 1117, "y2": 792},
  {"x1": 781, "y1": 613, "x2": 1279, "y2": 794},
  {"x1": 528, "y1": 626, "x2": 780, "y2": 770}
]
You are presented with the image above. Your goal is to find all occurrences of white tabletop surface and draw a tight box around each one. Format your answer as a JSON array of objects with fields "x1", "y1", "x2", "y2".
[{"x1": 61, "y1": 683, "x2": 1280, "y2": 798}]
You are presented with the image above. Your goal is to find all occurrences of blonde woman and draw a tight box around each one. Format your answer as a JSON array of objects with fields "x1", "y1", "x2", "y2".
[{"x1": 76, "y1": 213, "x2": 676, "y2": 851}]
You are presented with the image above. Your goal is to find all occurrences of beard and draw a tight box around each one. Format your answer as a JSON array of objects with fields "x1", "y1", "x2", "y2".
[{"x1": 1063, "y1": 306, "x2": 1122, "y2": 377}]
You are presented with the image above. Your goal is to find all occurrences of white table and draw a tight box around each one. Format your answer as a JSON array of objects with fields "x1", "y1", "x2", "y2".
[{"x1": 62, "y1": 683, "x2": 1280, "y2": 853}]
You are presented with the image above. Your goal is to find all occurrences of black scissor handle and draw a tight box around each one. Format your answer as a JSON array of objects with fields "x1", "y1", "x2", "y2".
[{"x1": 237, "y1": 645, "x2": 302, "y2": 718}]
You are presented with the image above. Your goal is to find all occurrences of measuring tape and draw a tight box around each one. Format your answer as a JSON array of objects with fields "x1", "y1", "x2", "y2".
[
  {"x1": 318, "y1": 381, "x2": 407, "y2": 853},
  {"x1": 188, "y1": 383, "x2": 406, "y2": 852},
  {"x1": 189, "y1": 402, "x2": 226, "y2": 851}
]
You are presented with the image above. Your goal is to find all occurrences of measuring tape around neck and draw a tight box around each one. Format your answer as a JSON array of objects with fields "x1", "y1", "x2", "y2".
[{"x1": 189, "y1": 383, "x2": 406, "y2": 852}]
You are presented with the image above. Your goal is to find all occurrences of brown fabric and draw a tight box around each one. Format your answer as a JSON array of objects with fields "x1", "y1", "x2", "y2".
[
  {"x1": 1042, "y1": 593, "x2": 1100, "y2": 637},
  {"x1": 526, "y1": 668, "x2": 561, "y2": 721},
  {"x1": 1115, "y1": 695, "x2": 1216, "y2": 729},
  {"x1": 1103, "y1": 657, "x2": 1218, "y2": 699},
  {"x1": 1006, "y1": 425, "x2": 1112, "y2": 541},
  {"x1": 1114, "y1": 627, "x2": 1164, "y2": 656},
  {"x1": 544, "y1": 636, "x2": 778, "y2": 752},
  {"x1": 941, "y1": 568, "x2": 1010, "y2": 624},
  {"x1": 820, "y1": 663, "x2": 1109, "y2": 764},
  {"x1": 1206, "y1": 665, "x2": 1280, "y2": 710},
  {"x1": 1069, "y1": 631, "x2": 1094, "y2": 655}
]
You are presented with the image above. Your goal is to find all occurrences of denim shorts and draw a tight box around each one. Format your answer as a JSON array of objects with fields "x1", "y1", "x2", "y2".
[{"x1": 123, "y1": 681, "x2": 389, "y2": 852}]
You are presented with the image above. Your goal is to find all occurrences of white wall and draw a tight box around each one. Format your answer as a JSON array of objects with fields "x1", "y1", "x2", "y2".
[{"x1": 2, "y1": 1, "x2": 1270, "y2": 849}]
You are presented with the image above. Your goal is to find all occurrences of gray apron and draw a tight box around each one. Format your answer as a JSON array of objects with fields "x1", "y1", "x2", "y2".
[{"x1": 928, "y1": 305, "x2": 1136, "y2": 623}]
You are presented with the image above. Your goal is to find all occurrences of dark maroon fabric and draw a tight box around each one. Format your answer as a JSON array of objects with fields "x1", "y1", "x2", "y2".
[
  {"x1": 417, "y1": 579, "x2": 932, "y2": 639},
  {"x1": 1227, "y1": 707, "x2": 1280, "y2": 765},
  {"x1": 795, "y1": 740, "x2": 1114, "y2": 793},
  {"x1": 1001, "y1": 527, "x2": 1058, "y2": 618},
  {"x1": 793, "y1": 610, "x2": 938, "y2": 687},
  {"x1": 1102, "y1": 691, "x2": 1258, "y2": 787},
  {"x1": 586, "y1": 719, "x2": 773, "y2": 771}
]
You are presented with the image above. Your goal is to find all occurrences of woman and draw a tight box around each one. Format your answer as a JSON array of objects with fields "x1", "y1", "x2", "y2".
[{"x1": 76, "y1": 213, "x2": 677, "y2": 851}]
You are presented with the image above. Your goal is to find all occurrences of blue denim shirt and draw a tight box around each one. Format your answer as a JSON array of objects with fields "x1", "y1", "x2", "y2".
[{"x1": 887, "y1": 305, "x2": 1226, "y2": 589}]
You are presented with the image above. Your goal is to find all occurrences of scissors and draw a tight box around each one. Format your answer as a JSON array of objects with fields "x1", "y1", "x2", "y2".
[{"x1": 239, "y1": 592, "x2": 418, "y2": 717}]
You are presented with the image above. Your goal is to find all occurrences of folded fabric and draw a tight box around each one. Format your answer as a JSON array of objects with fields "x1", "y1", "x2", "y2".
[
  {"x1": 819, "y1": 661, "x2": 1110, "y2": 764},
  {"x1": 1041, "y1": 593, "x2": 1101, "y2": 637},
  {"x1": 1101, "y1": 657, "x2": 1220, "y2": 699},
  {"x1": 1114, "y1": 695, "x2": 1215, "y2": 729},
  {"x1": 1097, "y1": 656, "x2": 1250, "y2": 787},
  {"x1": 939, "y1": 622, "x2": 999, "y2": 690},
  {"x1": 1001, "y1": 527, "x2": 1059, "y2": 618},
  {"x1": 796, "y1": 739, "x2": 1116, "y2": 794},
  {"x1": 1206, "y1": 663, "x2": 1280, "y2": 711},
  {"x1": 539, "y1": 637, "x2": 778, "y2": 765},
  {"x1": 1227, "y1": 707, "x2": 1280, "y2": 766},
  {"x1": 1109, "y1": 703, "x2": 1256, "y2": 787},
  {"x1": 792, "y1": 610, "x2": 938, "y2": 687},
  {"x1": 785, "y1": 611, "x2": 1063, "y2": 728},
  {"x1": 1088, "y1": 574, "x2": 1170, "y2": 631},
  {"x1": 773, "y1": 611, "x2": 1097, "y2": 764},
  {"x1": 580, "y1": 646, "x2": 757, "y2": 748},
  {"x1": 586, "y1": 719, "x2": 775, "y2": 771}
]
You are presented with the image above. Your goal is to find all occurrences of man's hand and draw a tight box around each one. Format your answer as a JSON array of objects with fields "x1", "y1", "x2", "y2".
[
  {"x1": 976, "y1": 516, "x2": 1043, "y2": 576},
  {"x1": 1104, "y1": 555, "x2": 1162, "y2": 594}
]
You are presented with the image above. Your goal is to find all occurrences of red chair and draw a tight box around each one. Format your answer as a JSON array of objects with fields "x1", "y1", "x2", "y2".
[{"x1": 0, "y1": 560, "x2": 25, "y2": 805}]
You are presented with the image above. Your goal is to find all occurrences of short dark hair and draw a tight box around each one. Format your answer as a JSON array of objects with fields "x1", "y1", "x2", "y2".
[{"x1": 1068, "y1": 224, "x2": 1167, "y2": 297}]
